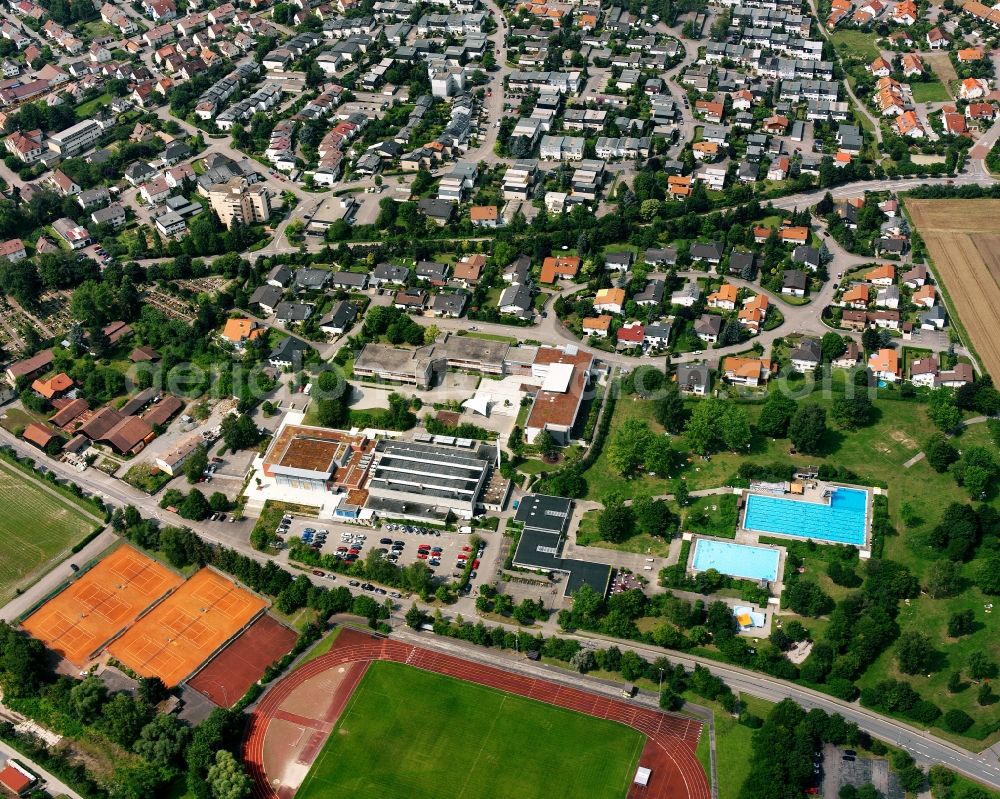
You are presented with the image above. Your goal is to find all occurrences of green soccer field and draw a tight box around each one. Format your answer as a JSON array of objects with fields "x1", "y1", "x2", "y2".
[
  {"x1": 296, "y1": 661, "x2": 645, "y2": 799},
  {"x1": 0, "y1": 461, "x2": 100, "y2": 604}
]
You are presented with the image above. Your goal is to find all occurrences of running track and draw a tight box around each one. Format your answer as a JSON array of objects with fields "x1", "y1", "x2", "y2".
[{"x1": 243, "y1": 629, "x2": 710, "y2": 799}]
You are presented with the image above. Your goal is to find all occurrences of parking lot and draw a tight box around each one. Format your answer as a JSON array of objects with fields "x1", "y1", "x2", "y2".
[{"x1": 276, "y1": 517, "x2": 488, "y2": 591}]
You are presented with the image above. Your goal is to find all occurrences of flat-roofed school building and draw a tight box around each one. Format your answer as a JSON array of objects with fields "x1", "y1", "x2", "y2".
[{"x1": 512, "y1": 494, "x2": 613, "y2": 598}]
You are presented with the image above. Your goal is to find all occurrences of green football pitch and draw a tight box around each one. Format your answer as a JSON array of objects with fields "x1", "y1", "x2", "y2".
[
  {"x1": 0, "y1": 461, "x2": 99, "y2": 604},
  {"x1": 296, "y1": 660, "x2": 645, "y2": 799}
]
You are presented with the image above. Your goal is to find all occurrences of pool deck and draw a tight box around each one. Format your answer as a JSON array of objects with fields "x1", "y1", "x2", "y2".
[{"x1": 737, "y1": 481, "x2": 874, "y2": 557}]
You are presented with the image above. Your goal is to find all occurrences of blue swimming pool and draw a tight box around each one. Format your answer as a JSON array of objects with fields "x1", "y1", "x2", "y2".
[
  {"x1": 691, "y1": 539, "x2": 780, "y2": 582},
  {"x1": 743, "y1": 487, "x2": 868, "y2": 546}
]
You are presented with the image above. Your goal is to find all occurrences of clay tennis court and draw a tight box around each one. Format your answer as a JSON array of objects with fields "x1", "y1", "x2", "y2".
[
  {"x1": 107, "y1": 568, "x2": 267, "y2": 687},
  {"x1": 188, "y1": 615, "x2": 297, "y2": 707},
  {"x1": 244, "y1": 628, "x2": 709, "y2": 799},
  {"x1": 21, "y1": 546, "x2": 181, "y2": 666}
]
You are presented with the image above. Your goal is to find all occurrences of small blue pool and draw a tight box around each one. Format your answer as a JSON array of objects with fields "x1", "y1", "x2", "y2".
[
  {"x1": 743, "y1": 487, "x2": 868, "y2": 546},
  {"x1": 691, "y1": 539, "x2": 780, "y2": 582}
]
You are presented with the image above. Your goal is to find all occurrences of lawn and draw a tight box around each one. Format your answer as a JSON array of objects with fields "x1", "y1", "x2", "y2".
[
  {"x1": 712, "y1": 694, "x2": 775, "y2": 799},
  {"x1": 910, "y1": 79, "x2": 951, "y2": 103},
  {"x1": 576, "y1": 509, "x2": 673, "y2": 556},
  {"x1": 831, "y1": 29, "x2": 880, "y2": 60},
  {"x1": 0, "y1": 461, "x2": 100, "y2": 604},
  {"x1": 683, "y1": 494, "x2": 738, "y2": 539},
  {"x1": 76, "y1": 92, "x2": 112, "y2": 118},
  {"x1": 297, "y1": 661, "x2": 645, "y2": 799}
]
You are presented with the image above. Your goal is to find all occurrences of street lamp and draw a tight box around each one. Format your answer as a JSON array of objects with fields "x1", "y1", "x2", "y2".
[{"x1": 658, "y1": 667, "x2": 665, "y2": 693}]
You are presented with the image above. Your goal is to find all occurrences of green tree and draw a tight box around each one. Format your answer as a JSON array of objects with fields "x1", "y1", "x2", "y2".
[
  {"x1": 821, "y1": 332, "x2": 847, "y2": 362},
  {"x1": 598, "y1": 498, "x2": 635, "y2": 543},
  {"x1": 206, "y1": 751, "x2": 251, "y2": 799},
  {"x1": 719, "y1": 404, "x2": 751, "y2": 451},
  {"x1": 927, "y1": 393, "x2": 963, "y2": 432},
  {"x1": 654, "y1": 381, "x2": 686, "y2": 433},
  {"x1": 757, "y1": 390, "x2": 796, "y2": 438},
  {"x1": 789, "y1": 404, "x2": 827, "y2": 455},
  {"x1": 184, "y1": 445, "x2": 208, "y2": 484},
  {"x1": 947, "y1": 609, "x2": 975, "y2": 638},
  {"x1": 221, "y1": 414, "x2": 261, "y2": 452},
  {"x1": 978, "y1": 681, "x2": 993, "y2": 706},
  {"x1": 100, "y1": 693, "x2": 152, "y2": 748},
  {"x1": 405, "y1": 603, "x2": 427, "y2": 629},
  {"x1": 925, "y1": 435, "x2": 958, "y2": 472},
  {"x1": 179, "y1": 489, "x2": 211, "y2": 521},
  {"x1": 685, "y1": 398, "x2": 723, "y2": 455},
  {"x1": 977, "y1": 556, "x2": 1000, "y2": 594},
  {"x1": 925, "y1": 560, "x2": 961, "y2": 599},
  {"x1": 608, "y1": 418, "x2": 655, "y2": 475},
  {"x1": 896, "y1": 631, "x2": 934, "y2": 675},
  {"x1": 535, "y1": 429, "x2": 558, "y2": 459},
  {"x1": 70, "y1": 675, "x2": 107, "y2": 723},
  {"x1": 133, "y1": 713, "x2": 190, "y2": 772},
  {"x1": 831, "y1": 396, "x2": 873, "y2": 430},
  {"x1": 969, "y1": 651, "x2": 997, "y2": 681}
]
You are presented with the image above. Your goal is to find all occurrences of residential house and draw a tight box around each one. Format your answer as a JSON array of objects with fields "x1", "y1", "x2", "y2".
[
  {"x1": 782, "y1": 269, "x2": 808, "y2": 297},
  {"x1": 582, "y1": 315, "x2": 612, "y2": 338},
  {"x1": 694, "y1": 314, "x2": 723, "y2": 343},
  {"x1": 832, "y1": 341, "x2": 860, "y2": 368},
  {"x1": 708, "y1": 283, "x2": 738, "y2": 311},
  {"x1": 593, "y1": 287, "x2": 626, "y2": 314},
  {"x1": 722, "y1": 356, "x2": 774, "y2": 387},
  {"x1": 789, "y1": 338, "x2": 822, "y2": 372},
  {"x1": 868, "y1": 347, "x2": 900, "y2": 381},
  {"x1": 671, "y1": 281, "x2": 701, "y2": 307},
  {"x1": 676, "y1": 363, "x2": 710, "y2": 396}
]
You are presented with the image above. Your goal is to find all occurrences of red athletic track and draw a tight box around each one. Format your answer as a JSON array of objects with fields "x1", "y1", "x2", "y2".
[{"x1": 243, "y1": 629, "x2": 710, "y2": 799}]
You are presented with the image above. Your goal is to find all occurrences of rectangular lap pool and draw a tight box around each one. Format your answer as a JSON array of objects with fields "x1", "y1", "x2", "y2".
[
  {"x1": 691, "y1": 539, "x2": 780, "y2": 582},
  {"x1": 743, "y1": 487, "x2": 868, "y2": 546}
]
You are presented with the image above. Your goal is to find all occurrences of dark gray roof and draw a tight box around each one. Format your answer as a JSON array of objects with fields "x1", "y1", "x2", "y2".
[
  {"x1": 373, "y1": 263, "x2": 410, "y2": 283},
  {"x1": 790, "y1": 337, "x2": 822, "y2": 363},
  {"x1": 634, "y1": 279, "x2": 664, "y2": 304},
  {"x1": 729, "y1": 251, "x2": 755, "y2": 271},
  {"x1": 791, "y1": 245, "x2": 820, "y2": 267},
  {"x1": 274, "y1": 301, "x2": 313, "y2": 321},
  {"x1": 514, "y1": 494, "x2": 573, "y2": 533},
  {"x1": 430, "y1": 291, "x2": 468, "y2": 316},
  {"x1": 331, "y1": 270, "x2": 369, "y2": 288},
  {"x1": 644, "y1": 246, "x2": 677, "y2": 265},
  {"x1": 690, "y1": 241, "x2": 723, "y2": 260},
  {"x1": 267, "y1": 264, "x2": 292, "y2": 286},
  {"x1": 676, "y1": 362, "x2": 710, "y2": 389},
  {"x1": 249, "y1": 284, "x2": 283, "y2": 308},
  {"x1": 417, "y1": 197, "x2": 455, "y2": 220},
  {"x1": 415, "y1": 261, "x2": 449, "y2": 281},
  {"x1": 498, "y1": 283, "x2": 532, "y2": 312},
  {"x1": 783, "y1": 269, "x2": 808, "y2": 290},
  {"x1": 319, "y1": 300, "x2": 357, "y2": 330},
  {"x1": 269, "y1": 335, "x2": 312, "y2": 364},
  {"x1": 294, "y1": 267, "x2": 330, "y2": 289},
  {"x1": 694, "y1": 314, "x2": 723, "y2": 335}
]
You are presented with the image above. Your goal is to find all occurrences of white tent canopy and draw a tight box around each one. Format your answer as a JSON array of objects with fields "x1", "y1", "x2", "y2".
[{"x1": 462, "y1": 395, "x2": 491, "y2": 417}]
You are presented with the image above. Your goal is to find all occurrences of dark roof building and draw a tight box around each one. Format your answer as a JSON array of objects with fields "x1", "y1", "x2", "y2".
[{"x1": 512, "y1": 493, "x2": 612, "y2": 597}]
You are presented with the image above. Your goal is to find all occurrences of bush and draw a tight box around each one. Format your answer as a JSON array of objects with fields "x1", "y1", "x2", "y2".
[{"x1": 942, "y1": 708, "x2": 974, "y2": 733}]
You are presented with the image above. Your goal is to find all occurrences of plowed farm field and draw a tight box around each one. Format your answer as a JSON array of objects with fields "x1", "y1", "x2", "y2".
[{"x1": 906, "y1": 199, "x2": 1000, "y2": 380}]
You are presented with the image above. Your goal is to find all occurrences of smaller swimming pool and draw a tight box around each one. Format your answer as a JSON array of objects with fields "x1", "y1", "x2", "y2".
[{"x1": 691, "y1": 539, "x2": 780, "y2": 582}]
